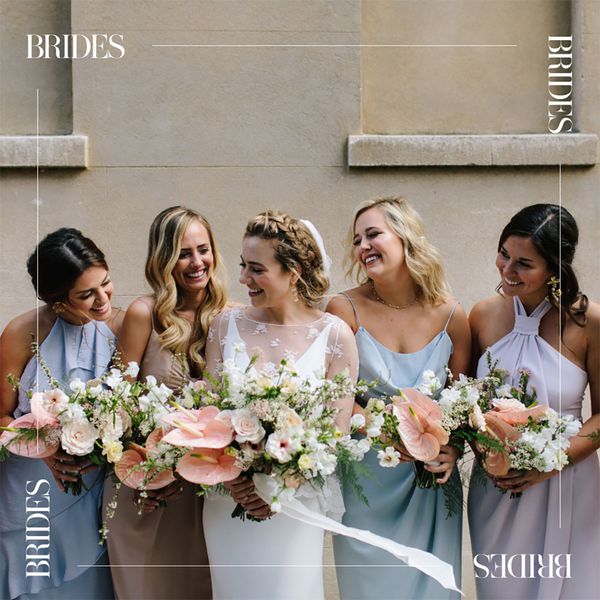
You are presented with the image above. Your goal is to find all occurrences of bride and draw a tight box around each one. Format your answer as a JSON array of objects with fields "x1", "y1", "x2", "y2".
[{"x1": 204, "y1": 210, "x2": 358, "y2": 600}]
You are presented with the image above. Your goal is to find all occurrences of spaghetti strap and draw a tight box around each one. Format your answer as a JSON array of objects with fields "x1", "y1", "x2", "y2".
[
  {"x1": 443, "y1": 301, "x2": 459, "y2": 332},
  {"x1": 340, "y1": 292, "x2": 362, "y2": 328}
]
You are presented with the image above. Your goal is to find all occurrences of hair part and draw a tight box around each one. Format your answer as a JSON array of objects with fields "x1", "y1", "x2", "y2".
[
  {"x1": 346, "y1": 196, "x2": 451, "y2": 305},
  {"x1": 244, "y1": 210, "x2": 329, "y2": 308},
  {"x1": 27, "y1": 228, "x2": 108, "y2": 304},
  {"x1": 145, "y1": 206, "x2": 228, "y2": 373},
  {"x1": 498, "y1": 203, "x2": 587, "y2": 325}
]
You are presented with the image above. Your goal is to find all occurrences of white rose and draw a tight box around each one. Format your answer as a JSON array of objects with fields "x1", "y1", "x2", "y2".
[
  {"x1": 231, "y1": 409, "x2": 265, "y2": 443},
  {"x1": 493, "y1": 398, "x2": 527, "y2": 411},
  {"x1": 102, "y1": 440, "x2": 124, "y2": 463},
  {"x1": 61, "y1": 419, "x2": 98, "y2": 456}
]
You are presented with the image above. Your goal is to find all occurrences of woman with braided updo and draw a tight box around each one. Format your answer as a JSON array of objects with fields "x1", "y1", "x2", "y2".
[{"x1": 203, "y1": 210, "x2": 358, "y2": 600}]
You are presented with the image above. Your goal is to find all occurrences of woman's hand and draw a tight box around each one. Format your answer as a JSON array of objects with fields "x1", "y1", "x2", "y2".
[
  {"x1": 392, "y1": 440, "x2": 415, "y2": 463},
  {"x1": 493, "y1": 468, "x2": 557, "y2": 494},
  {"x1": 224, "y1": 475, "x2": 272, "y2": 520},
  {"x1": 133, "y1": 478, "x2": 185, "y2": 514},
  {"x1": 42, "y1": 448, "x2": 95, "y2": 493},
  {"x1": 424, "y1": 444, "x2": 461, "y2": 484}
]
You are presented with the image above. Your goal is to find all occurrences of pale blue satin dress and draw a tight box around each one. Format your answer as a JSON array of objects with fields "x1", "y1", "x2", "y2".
[
  {"x1": 334, "y1": 297, "x2": 462, "y2": 600},
  {"x1": 468, "y1": 297, "x2": 599, "y2": 599},
  {"x1": 0, "y1": 318, "x2": 115, "y2": 599}
]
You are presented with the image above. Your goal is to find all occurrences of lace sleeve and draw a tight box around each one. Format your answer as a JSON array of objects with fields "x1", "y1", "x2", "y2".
[
  {"x1": 326, "y1": 317, "x2": 359, "y2": 432},
  {"x1": 205, "y1": 311, "x2": 227, "y2": 378}
]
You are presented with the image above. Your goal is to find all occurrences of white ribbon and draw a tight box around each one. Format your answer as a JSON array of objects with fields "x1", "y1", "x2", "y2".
[
  {"x1": 300, "y1": 219, "x2": 332, "y2": 279},
  {"x1": 253, "y1": 473, "x2": 462, "y2": 595}
]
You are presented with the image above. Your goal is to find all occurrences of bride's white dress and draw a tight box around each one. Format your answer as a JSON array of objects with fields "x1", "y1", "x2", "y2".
[{"x1": 203, "y1": 307, "x2": 357, "y2": 600}]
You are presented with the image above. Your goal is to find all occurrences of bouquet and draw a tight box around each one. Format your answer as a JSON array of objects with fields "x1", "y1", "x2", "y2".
[
  {"x1": 160, "y1": 354, "x2": 370, "y2": 519},
  {"x1": 0, "y1": 356, "x2": 141, "y2": 494}
]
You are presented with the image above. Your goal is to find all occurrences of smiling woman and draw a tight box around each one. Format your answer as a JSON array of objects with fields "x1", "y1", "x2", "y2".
[
  {"x1": 0, "y1": 228, "x2": 121, "y2": 600},
  {"x1": 104, "y1": 206, "x2": 226, "y2": 600}
]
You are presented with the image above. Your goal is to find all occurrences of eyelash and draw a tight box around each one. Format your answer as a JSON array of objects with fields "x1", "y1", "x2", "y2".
[
  {"x1": 500, "y1": 250, "x2": 531, "y2": 269},
  {"x1": 239, "y1": 263, "x2": 263, "y2": 274},
  {"x1": 179, "y1": 248, "x2": 210, "y2": 259},
  {"x1": 79, "y1": 279, "x2": 110, "y2": 300},
  {"x1": 353, "y1": 232, "x2": 380, "y2": 246}
]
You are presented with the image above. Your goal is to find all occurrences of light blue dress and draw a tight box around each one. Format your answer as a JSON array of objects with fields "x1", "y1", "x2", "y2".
[
  {"x1": 334, "y1": 297, "x2": 462, "y2": 600},
  {"x1": 0, "y1": 317, "x2": 115, "y2": 599}
]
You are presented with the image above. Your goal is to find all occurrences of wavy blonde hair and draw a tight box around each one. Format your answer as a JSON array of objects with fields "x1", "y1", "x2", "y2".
[
  {"x1": 245, "y1": 210, "x2": 329, "y2": 308},
  {"x1": 145, "y1": 206, "x2": 227, "y2": 374},
  {"x1": 346, "y1": 197, "x2": 451, "y2": 305}
]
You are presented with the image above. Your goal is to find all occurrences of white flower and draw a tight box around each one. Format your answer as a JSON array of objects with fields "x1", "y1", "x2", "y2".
[
  {"x1": 270, "y1": 497, "x2": 282, "y2": 513},
  {"x1": 492, "y1": 397, "x2": 527, "y2": 411},
  {"x1": 468, "y1": 404, "x2": 486, "y2": 432},
  {"x1": 277, "y1": 407, "x2": 303, "y2": 430},
  {"x1": 496, "y1": 384, "x2": 513, "y2": 398},
  {"x1": 233, "y1": 341, "x2": 247, "y2": 354},
  {"x1": 102, "y1": 440, "x2": 124, "y2": 463},
  {"x1": 124, "y1": 362, "x2": 140, "y2": 378},
  {"x1": 61, "y1": 419, "x2": 98, "y2": 456},
  {"x1": 377, "y1": 447, "x2": 401, "y2": 468},
  {"x1": 101, "y1": 414, "x2": 124, "y2": 442},
  {"x1": 350, "y1": 414, "x2": 366, "y2": 430},
  {"x1": 417, "y1": 370, "x2": 441, "y2": 396},
  {"x1": 266, "y1": 431, "x2": 294, "y2": 463},
  {"x1": 231, "y1": 409, "x2": 265, "y2": 444},
  {"x1": 365, "y1": 413, "x2": 384, "y2": 438},
  {"x1": 69, "y1": 378, "x2": 86, "y2": 395},
  {"x1": 60, "y1": 403, "x2": 86, "y2": 422},
  {"x1": 439, "y1": 388, "x2": 461, "y2": 408},
  {"x1": 298, "y1": 453, "x2": 315, "y2": 471},
  {"x1": 88, "y1": 384, "x2": 104, "y2": 398},
  {"x1": 145, "y1": 375, "x2": 157, "y2": 387},
  {"x1": 105, "y1": 368, "x2": 123, "y2": 389},
  {"x1": 464, "y1": 386, "x2": 480, "y2": 406}
]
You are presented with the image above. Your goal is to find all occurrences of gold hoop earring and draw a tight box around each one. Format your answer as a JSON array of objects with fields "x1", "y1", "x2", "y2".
[
  {"x1": 546, "y1": 275, "x2": 562, "y2": 304},
  {"x1": 52, "y1": 301, "x2": 67, "y2": 315}
]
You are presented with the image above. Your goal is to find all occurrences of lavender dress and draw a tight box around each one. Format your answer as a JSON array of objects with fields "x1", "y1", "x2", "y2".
[{"x1": 468, "y1": 297, "x2": 600, "y2": 599}]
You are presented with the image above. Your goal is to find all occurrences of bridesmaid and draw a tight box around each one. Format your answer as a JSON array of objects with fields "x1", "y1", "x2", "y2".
[
  {"x1": 104, "y1": 206, "x2": 226, "y2": 599},
  {"x1": 468, "y1": 204, "x2": 600, "y2": 599},
  {"x1": 330, "y1": 196, "x2": 470, "y2": 599},
  {"x1": 0, "y1": 228, "x2": 121, "y2": 599}
]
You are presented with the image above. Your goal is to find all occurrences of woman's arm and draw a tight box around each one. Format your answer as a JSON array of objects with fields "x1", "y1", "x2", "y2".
[
  {"x1": 115, "y1": 298, "x2": 154, "y2": 369},
  {"x1": 0, "y1": 315, "x2": 34, "y2": 426}
]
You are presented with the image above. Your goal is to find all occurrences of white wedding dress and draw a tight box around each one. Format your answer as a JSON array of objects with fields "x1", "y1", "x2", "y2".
[{"x1": 203, "y1": 307, "x2": 358, "y2": 600}]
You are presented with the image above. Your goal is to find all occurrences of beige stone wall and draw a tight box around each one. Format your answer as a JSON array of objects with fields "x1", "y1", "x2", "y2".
[{"x1": 0, "y1": 2, "x2": 599, "y2": 597}]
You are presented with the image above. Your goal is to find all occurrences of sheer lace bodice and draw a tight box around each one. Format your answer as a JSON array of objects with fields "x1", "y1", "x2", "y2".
[{"x1": 206, "y1": 308, "x2": 358, "y2": 428}]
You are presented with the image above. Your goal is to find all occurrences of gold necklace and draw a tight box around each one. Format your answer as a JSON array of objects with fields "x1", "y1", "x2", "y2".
[{"x1": 371, "y1": 281, "x2": 418, "y2": 310}]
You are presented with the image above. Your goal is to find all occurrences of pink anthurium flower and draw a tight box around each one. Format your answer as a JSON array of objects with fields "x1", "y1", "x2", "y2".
[
  {"x1": 478, "y1": 412, "x2": 521, "y2": 476},
  {"x1": 162, "y1": 404, "x2": 234, "y2": 449},
  {"x1": 114, "y1": 445, "x2": 176, "y2": 490},
  {"x1": 176, "y1": 448, "x2": 241, "y2": 485},
  {"x1": 0, "y1": 414, "x2": 60, "y2": 458},
  {"x1": 391, "y1": 389, "x2": 449, "y2": 462}
]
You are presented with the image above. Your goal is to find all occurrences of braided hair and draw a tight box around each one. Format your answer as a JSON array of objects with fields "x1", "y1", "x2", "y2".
[{"x1": 244, "y1": 210, "x2": 329, "y2": 307}]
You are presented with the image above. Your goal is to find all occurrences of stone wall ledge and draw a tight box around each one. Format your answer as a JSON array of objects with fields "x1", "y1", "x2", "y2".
[
  {"x1": 348, "y1": 134, "x2": 598, "y2": 167},
  {"x1": 0, "y1": 135, "x2": 88, "y2": 168}
]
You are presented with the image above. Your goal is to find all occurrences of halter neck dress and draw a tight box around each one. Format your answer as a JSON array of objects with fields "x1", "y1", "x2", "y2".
[
  {"x1": 104, "y1": 302, "x2": 212, "y2": 599},
  {"x1": 333, "y1": 296, "x2": 462, "y2": 600},
  {"x1": 468, "y1": 297, "x2": 599, "y2": 599},
  {"x1": 0, "y1": 318, "x2": 115, "y2": 599}
]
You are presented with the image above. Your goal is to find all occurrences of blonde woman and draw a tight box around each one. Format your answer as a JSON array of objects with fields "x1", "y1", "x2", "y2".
[
  {"x1": 330, "y1": 197, "x2": 470, "y2": 599},
  {"x1": 105, "y1": 206, "x2": 227, "y2": 599},
  {"x1": 203, "y1": 211, "x2": 358, "y2": 600}
]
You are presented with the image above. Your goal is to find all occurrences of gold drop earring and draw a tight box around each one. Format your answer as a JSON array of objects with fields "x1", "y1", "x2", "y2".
[{"x1": 545, "y1": 275, "x2": 562, "y2": 304}]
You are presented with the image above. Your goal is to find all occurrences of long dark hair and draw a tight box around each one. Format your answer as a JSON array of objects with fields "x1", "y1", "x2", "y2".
[
  {"x1": 26, "y1": 228, "x2": 108, "y2": 304},
  {"x1": 498, "y1": 203, "x2": 588, "y2": 325}
]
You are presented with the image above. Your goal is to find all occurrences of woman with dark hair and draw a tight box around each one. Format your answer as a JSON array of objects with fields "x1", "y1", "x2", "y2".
[
  {"x1": 104, "y1": 206, "x2": 225, "y2": 599},
  {"x1": 468, "y1": 204, "x2": 600, "y2": 599},
  {"x1": 0, "y1": 228, "x2": 121, "y2": 599}
]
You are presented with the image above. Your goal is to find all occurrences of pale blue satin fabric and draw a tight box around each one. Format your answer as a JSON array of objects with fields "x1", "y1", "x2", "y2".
[
  {"x1": 334, "y1": 298, "x2": 462, "y2": 600},
  {"x1": 0, "y1": 318, "x2": 115, "y2": 599}
]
